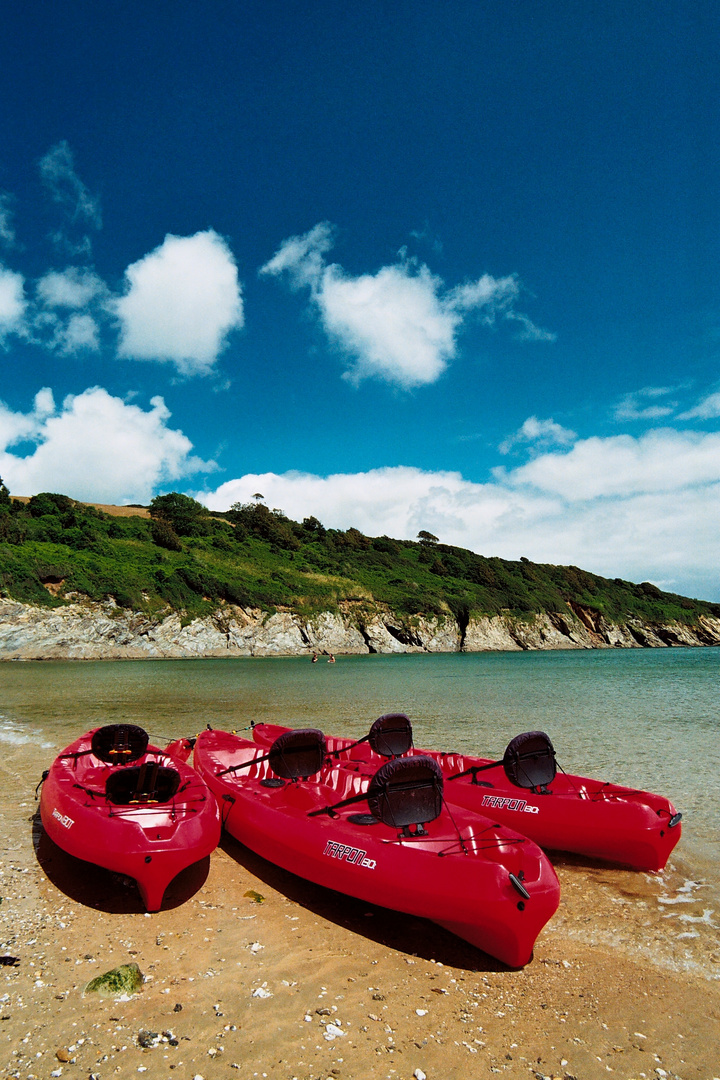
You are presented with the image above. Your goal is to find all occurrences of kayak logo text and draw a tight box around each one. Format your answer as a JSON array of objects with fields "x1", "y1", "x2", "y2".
[
  {"x1": 52, "y1": 807, "x2": 75, "y2": 829},
  {"x1": 481, "y1": 795, "x2": 539, "y2": 815},
  {"x1": 323, "y1": 840, "x2": 376, "y2": 869}
]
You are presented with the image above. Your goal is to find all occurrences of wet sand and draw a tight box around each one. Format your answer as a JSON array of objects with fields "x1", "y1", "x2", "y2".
[{"x1": 2, "y1": 740, "x2": 719, "y2": 1080}]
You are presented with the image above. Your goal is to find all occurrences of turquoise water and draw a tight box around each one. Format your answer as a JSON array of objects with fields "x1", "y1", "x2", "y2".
[{"x1": 2, "y1": 648, "x2": 719, "y2": 855}]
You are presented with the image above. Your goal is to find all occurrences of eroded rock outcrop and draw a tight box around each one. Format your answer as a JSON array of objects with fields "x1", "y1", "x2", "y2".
[{"x1": 1, "y1": 597, "x2": 719, "y2": 660}]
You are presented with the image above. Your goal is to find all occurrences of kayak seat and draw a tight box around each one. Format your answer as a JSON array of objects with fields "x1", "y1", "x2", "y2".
[
  {"x1": 268, "y1": 728, "x2": 327, "y2": 780},
  {"x1": 367, "y1": 755, "x2": 443, "y2": 835},
  {"x1": 92, "y1": 724, "x2": 149, "y2": 764},
  {"x1": 503, "y1": 731, "x2": 557, "y2": 792},
  {"x1": 106, "y1": 762, "x2": 181, "y2": 805},
  {"x1": 367, "y1": 713, "x2": 413, "y2": 758}
]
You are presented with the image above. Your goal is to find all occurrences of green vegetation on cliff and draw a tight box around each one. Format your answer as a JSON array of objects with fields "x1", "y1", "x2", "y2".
[{"x1": 0, "y1": 486, "x2": 717, "y2": 629}]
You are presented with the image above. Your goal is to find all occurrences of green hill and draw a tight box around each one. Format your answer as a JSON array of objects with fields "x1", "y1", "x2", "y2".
[{"x1": 0, "y1": 486, "x2": 718, "y2": 631}]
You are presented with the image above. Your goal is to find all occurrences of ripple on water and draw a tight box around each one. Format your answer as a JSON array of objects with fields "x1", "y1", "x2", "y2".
[{"x1": 547, "y1": 852, "x2": 720, "y2": 982}]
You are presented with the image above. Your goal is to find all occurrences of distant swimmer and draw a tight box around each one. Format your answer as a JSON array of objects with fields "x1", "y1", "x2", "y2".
[
  {"x1": 328, "y1": 654, "x2": 336, "y2": 663},
  {"x1": 312, "y1": 652, "x2": 318, "y2": 663}
]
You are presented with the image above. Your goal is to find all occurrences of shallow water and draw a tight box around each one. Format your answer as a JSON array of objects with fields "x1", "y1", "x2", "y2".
[
  {"x1": 2, "y1": 648, "x2": 718, "y2": 849},
  {"x1": 2, "y1": 647, "x2": 719, "y2": 982}
]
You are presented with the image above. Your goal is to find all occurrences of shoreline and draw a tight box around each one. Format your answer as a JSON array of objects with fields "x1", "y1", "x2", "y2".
[
  {"x1": 2, "y1": 739, "x2": 719, "y2": 1079},
  {"x1": 2, "y1": 597, "x2": 720, "y2": 662}
]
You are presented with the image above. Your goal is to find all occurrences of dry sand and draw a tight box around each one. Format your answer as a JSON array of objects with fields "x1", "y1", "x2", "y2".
[{"x1": 2, "y1": 739, "x2": 719, "y2": 1080}]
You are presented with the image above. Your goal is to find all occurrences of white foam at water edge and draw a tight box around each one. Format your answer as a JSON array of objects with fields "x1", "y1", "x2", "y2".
[
  {"x1": 0, "y1": 717, "x2": 55, "y2": 748},
  {"x1": 657, "y1": 879, "x2": 708, "y2": 904}
]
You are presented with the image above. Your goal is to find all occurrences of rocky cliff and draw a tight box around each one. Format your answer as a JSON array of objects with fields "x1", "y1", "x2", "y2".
[{"x1": 2, "y1": 597, "x2": 719, "y2": 660}]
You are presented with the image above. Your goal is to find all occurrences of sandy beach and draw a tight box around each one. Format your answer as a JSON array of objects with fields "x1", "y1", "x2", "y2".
[{"x1": 2, "y1": 738, "x2": 719, "y2": 1080}]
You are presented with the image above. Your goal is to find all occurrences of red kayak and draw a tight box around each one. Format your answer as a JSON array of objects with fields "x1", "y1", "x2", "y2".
[
  {"x1": 194, "y1": 726, "x2": 560, "y2": 967},
  {"x1": 39, "y1": 724, "x2": 221, "y2": 910},
  {"x1": 252, "y1": 716, "x2": 682, "y2": 872}
]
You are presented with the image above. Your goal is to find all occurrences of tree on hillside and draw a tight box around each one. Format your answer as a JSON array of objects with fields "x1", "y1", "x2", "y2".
[
  {"x1": 228, "y1": 500, "x2": 300, "y2": 549},
  {"x1": 0, "y1": 477, "x2": 10, "y2": 506},
  {"x1": 417, "y1": 530, "x2": 439, "y2": 545},
  {"x1": 149, "y1": 492, "x2": 208, "y2": 536}
]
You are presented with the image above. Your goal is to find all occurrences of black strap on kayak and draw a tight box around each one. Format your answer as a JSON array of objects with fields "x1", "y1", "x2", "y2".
[
  {"x1": 60, "y1": 749, "x2": 94, "y2": 761},
  {"x1": 330, "y1": 713, "x2": 414, "y2": 760},
  {"x1": 217, "y1": 728, "x2": 327, "y2": 780},
  {"x1": 447, "y1": 730, "x2": 557, "y2": 794},
  {"x1": 446, "y1": 759, "x2": 503, "y2": 784}
]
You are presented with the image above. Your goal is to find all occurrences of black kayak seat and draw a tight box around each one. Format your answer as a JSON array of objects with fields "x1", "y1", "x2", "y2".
[
  {"x1": 92, "y1": 724, "x2": 149, "y2": 764},
  {"x1": 106, "y1": 762, "x2": 181, "y2": 805},
  {"x1": 367, "y1": 713, "x2": 413, "y2": 758},
  {"x1": 268, "y1": 728, "x2": 327, "y2": 780},
  {"x1": 503, "y1": 730, "x2": 557, "y2": 790},
  {"x1": 367, "y1": 755, "x2": 443, "y2": 828}
]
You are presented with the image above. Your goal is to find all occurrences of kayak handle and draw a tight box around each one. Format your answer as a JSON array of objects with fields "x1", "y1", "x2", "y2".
[{"x1": 509, "y1": 873, "x2": 530, "y2": 900}]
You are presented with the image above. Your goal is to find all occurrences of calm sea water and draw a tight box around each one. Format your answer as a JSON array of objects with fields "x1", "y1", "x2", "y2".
[{"x1": 2, "y1": 648, "x2": 718, "y2": 860}]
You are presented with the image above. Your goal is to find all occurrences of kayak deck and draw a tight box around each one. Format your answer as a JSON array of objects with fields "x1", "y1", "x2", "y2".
[
  {"x1": 195, "y1": 728, "x2": 560, "y2": 967},
  {"x1": 252, "y1": 721, "x2": 681, "y2": 872},
  {"x1": 40, "y1": 726, "x2": 221, "y2": 910}
]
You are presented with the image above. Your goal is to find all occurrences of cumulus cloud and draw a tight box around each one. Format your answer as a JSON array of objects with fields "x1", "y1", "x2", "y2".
[
  {"x1": 261, "y1": 223, "x2": 554, "y2": 389},
  {"x1": 116, "y1": 231, "x2": 244, "y2": 376},
  {"x1": 199, "y1": 425, "x2": 720, "y2": 601},
  {"x1": 0, "y1": 387, "x2": 215, "y2": 504},
  {"x1": 501, "y1": 428, "x2": 720, "y2": 499},
  {"x1": 0, "y1": 265, "x2": 26, "y2": 341},
  {"x1": 36, "y1": 267, "x2": 106, "y2": 308},
  {"x1": 320, "y1": 263, "x2": 459, "y2": 387},
  {"x1": 54, "y1": 313, "x2": 101, "y2": 354},
  {"x1": 499, "y1": 416, "x2": 577, "y2": 455}
]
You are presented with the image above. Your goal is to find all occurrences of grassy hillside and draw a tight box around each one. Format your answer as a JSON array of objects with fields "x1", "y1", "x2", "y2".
[{"x1": 0, "y1": 488, "x2": 717, "y2": 628}]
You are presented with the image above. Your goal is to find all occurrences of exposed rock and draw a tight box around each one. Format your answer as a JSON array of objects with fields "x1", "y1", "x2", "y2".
[{"x1": 1, "y1": 597, "x2": 719, "y2": 660}]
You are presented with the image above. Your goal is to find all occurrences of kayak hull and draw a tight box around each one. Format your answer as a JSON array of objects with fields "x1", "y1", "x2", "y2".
[
  {"x1": 252, "y1": 723, "x2": 681, "y2": 872},
  {"x1": 194, "y1": 729, "x2": 560, "y2": 967},
  {"x1": 40, "y1": 729, "x2": 221, "y2": 910}
]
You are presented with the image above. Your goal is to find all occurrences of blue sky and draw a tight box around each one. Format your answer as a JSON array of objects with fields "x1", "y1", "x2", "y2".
[{"x1": 1, "y1": 1, "x2": 720, "y2": 600}]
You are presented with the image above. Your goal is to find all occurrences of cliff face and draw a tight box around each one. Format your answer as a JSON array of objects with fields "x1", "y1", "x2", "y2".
[{"x1": 2, "y1": 598, "x2": 719, "y2": 660}]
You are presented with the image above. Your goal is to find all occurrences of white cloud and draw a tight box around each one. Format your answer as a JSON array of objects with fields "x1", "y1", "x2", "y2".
[
  {"x1": 447, "y1": 273, "x2": 519, "y2": 317},
  {"x1": 0, "y1": 265, "x2": 26, "y2": 340},
  {"x1": 261, "y1": 223, "x2": 554, "y2": 389},
  {"x1": 39, "y1": 141, "x2": 102, "y2": 229},
  {"x1": 116, "y1": 230, "x2": 244, "y2": 376},
  {"x1": 613, "y1": 385, "x2": 678, "y2": 421},
  {"x1": 499, "y1": 415, "x2": 576, "y2": 455},
  {"x1": 260, "y1": 221, "x2": 335, "y2": 288},
  {"x1": 36, "y1": 267, "x2": 106, "y2": 308},
  {"x1": 502, "y1": 429, "x2": 720, "y2": 499},
  {"x1": 320, "y1": 263, "x2": 459, "y2": 387},
  {"x1": 0, "y1": 387, "x2": 215, "y2": 504},
  {"x1": 33, "y1": 268, "x2": 106, "y2": 352},
  {"x1": 502, "y1": 310, "x2": 558, "y2": 343},
  {"x1": 199, "y1": 425, "x2": 720, "y2": 601},
  {"x1": 55, "y1": 313, "x2": 100, "y2": 353},
  {"x1": 678, "y1": 390, "x2": 720, "y2": 421},
  {"x1": 0, "y1": 388, "x2": 52, "y2": 448},
  {"x1": 0, "y1": 193, "x2": 15, "y2": 247}
]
